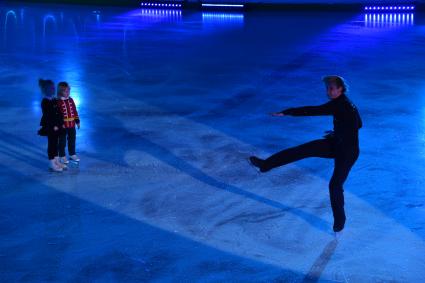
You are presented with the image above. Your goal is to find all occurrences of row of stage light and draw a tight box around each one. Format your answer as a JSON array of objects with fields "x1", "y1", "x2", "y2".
[
  {"x1": 201, "y1": 4, "x2": 244, "y2": 8},
  {"x1": 140, "y1": 2, "x2": 182, "y2": 8},
  {"x1": 141, "y1": 1, "x2": 245, "y2": 9},
  {"x1": 140, "y1": 2, "x2": 417, "y2": 12},
  {"x1": 135, "y1": 3, "x2": 416, "y2": 27},
  {"x1": 365, "y1": 5, "x2": 415, "y2": 11}
]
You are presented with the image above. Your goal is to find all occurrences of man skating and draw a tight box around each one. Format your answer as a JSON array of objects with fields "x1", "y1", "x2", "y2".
[{"x1": 250, "y1": 75, "x2": 362, "y2": 234}]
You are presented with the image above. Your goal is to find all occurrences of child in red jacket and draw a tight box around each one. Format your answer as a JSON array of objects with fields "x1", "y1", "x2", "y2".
[{"x1": 57, "y1": 82, "x2": 80, "y2": 164}]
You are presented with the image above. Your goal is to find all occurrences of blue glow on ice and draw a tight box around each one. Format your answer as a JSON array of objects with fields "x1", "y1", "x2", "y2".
[
  {"x1": 139, "y1": 8, "x2": 182, "y2": 18},
  {"x1": 202, "y1": 12, "x2": 244, "y2": 26},
  {"x1": 5, "y1": 9, "x2": 17, "y2": 20},
  {"x1": 42, "y1": 14, "x2": 57, "y2": 38},
  {"x1": 364, "y1": 13, "x2": 414, "y2": 27},
  {"x1": 3, "y1": 10, "x2": 17, "y2": 43}
]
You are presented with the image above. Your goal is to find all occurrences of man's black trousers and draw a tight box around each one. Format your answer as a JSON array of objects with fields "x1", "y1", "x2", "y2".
[{"x1": 262, "y1": 138, "x2": 359, "y2": 232}]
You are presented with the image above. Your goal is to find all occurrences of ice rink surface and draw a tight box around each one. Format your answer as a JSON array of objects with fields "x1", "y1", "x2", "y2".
[{"x1": 1, "y1": 2, "x2": 425, "y2": 282}]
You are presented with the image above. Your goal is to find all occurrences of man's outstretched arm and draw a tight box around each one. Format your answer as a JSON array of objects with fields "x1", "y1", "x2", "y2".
[{"x1": 273, "y1": 101, "x2": 335, "y2": 117}]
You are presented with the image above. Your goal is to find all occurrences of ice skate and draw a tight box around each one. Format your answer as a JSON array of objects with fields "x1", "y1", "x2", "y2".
[
  {"x1": 249, "y1": 156, "x2": 268, "y2": 172},
  {"x1": 70, "y1": 155, "x2": 80, "y2": 162},
  {"x1": 49, "y1": 159, "x2": 63, "y2": 172},
  {"x1": 55, "y1": 157, "x2": 67, "y2": 170},
  {"x1": 60, "y1": 156, "x2": 69, "y2": 164}
]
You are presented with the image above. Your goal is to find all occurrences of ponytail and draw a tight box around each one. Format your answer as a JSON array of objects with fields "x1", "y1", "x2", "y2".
[{"x1": 39, "y1": 78, "x2": 55, "y2": 96}]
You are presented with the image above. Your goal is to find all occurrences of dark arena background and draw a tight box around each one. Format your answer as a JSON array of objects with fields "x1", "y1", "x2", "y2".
[{"x1": 1, "y1": 0, "x2": 425, "y2": 282}]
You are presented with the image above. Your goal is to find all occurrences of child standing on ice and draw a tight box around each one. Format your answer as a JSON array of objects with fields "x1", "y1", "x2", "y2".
[
  {"x1": 57, "y1": 82, "x2": 81, "y2": 164},
  {"x1": 38, "y1": 79, "x2": 67, "y2": 172}
]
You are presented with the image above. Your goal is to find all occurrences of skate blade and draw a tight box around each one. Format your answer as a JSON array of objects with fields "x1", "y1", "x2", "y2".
[{"x1": 334, "y1": 231, "x2": 344, "y2": 241}]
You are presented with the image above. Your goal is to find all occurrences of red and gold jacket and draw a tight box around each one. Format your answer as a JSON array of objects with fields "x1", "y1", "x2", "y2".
[{"x1": 57, "y1": 97, "x2": 80, "y2": 128}]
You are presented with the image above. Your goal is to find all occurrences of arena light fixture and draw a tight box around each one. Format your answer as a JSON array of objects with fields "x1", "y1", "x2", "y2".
[
  {"x1": 202, "y1": 3, "x2": 244, "y2": 8},
  {"x1": 140, "y1": 2, "x2": 182, "y2": 8},
  {"x1": 364, "y1": 5, "x2": 415, "y2": 12}
]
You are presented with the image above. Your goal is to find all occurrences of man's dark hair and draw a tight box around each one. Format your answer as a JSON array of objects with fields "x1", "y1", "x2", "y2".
[{"x1": 322, "y1": 75, "x2": 348, "y2": 94}]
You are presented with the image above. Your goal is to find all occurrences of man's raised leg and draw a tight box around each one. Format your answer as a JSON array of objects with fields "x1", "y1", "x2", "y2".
[{"x1": 250, "y1": 139, "x2": 333, "y2": 172}]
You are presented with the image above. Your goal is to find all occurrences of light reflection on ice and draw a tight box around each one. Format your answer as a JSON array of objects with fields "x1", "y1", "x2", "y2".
[
  {"x1": 364, "y1": 13, "x2": 414, "y2": 28},
  {"x1": 202, "y1": 12, "x2": 244, "y2": 28},
  {"x1": 43, "y1": 14, "x2": 57, "y2": 38}
]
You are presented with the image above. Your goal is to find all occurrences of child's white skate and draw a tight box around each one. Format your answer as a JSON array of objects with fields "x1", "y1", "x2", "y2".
[
  {"x1": 60, "y1": 156, "x2": 70, "y2": 164},
  {"x1": 50, "y1": 159, "x2": 63, "y2": 172},
  {"x1": 55, "y1": 157, "x2": 67, "y2": 170},
  {"x1": 70, "y1": 155, "x2": 80, "y2": 163}
]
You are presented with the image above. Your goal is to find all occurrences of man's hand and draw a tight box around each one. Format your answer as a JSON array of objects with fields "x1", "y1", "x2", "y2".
[
  {"x1": 270, "y1": 112, "x2": 285, "y2": 117},
  {"x1": 53, "y1": 126, "x2": 59, "y2": 131}
]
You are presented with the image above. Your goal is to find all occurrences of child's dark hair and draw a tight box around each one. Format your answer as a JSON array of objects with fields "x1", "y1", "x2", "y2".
[
  {"x1": 39, "y1": 79, "x2": 55, "y2": 95},
  {"x1": 39, "y1": 78, "x2": 54, "y2": 89},
  {"x1": 57, "y1": 81, "x2": 70, "y2": 96},
  {"x1": 58, "y1": 82, "x2": 70, "y2": 95}
]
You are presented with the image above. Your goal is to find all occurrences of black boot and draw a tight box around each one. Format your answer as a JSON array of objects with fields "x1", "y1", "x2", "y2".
[
  {"x1": 333, "y1": 216, "x2": 346, "y2": 232},
  {"x1": 249, "y1": 156, "x2": 269, "y2": 173}
]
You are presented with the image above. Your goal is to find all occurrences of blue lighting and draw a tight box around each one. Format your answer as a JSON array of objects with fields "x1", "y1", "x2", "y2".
[
  {"x1": 202, "y1": 12, "x2": 244, "y2": 19},
  {"x1": 4, "y1": 10, "x2": 18, "y2": 44},
  {"x1": 202, "y1": 12, "x2": 244, "y2": 27},
  {"x1": 42, "y1": 14, "x2": 57, "y2": 38},
  {"x1": 365, "y1": 5, "x2": 415, "y2": 12},
  {"x1": 202, "y1": 3, "x2": 244, "y2": 8},
  {"x1": 140, "y1": 1, "x2": 182, "y2": 9},
  {"x1": 138, "y1": 8, "x2": 182, "y2": 18},
  {"x1": 364, "y1": 13, "x2": 414, "y2": 27}
]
